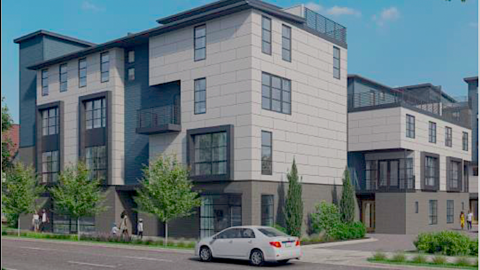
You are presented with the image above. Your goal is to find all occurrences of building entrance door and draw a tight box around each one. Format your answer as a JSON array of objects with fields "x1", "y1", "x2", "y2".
[{"x1": 362, "y1": 200, "x2": 375, "y2": 233}]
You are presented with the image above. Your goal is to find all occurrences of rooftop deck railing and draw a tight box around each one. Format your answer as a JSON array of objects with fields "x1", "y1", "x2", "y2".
[{"x1": 305, "y1": 8, "x2": 347, "y2": 45}]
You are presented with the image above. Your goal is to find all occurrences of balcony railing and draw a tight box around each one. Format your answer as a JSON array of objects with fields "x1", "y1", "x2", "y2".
[
  {"x1": 305, "y1": 8, "x2": 347, "y2": 45},
  {"x1": 360, "y1": 176, "x2": 416, "y2": 192},
  {"x1": 136, "y1": 104, "x2": 181, "y2": 135}
]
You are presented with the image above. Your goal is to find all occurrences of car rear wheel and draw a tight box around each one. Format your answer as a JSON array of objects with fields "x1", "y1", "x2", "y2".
[
  {"x1": 199, "y1": 246, "x2": 212, "y2": 262},
  {"x1": 278, "y1": 259, "x2": 289, "y2": 265},
  {"x1": 250, "y1": 249, "x2": 264, "y2": 266}
]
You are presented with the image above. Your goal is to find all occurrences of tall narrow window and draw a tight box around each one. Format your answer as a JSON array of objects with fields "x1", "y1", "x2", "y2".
[
  {"x1": 379, "y1": 161, "x2": 388, "y2": 187},
  {"x1": 425, "y1": 156, "x2": 438, "y2": 188},
  {"x1": 429, "y1": 122, "x2": 437, "y2": 143},
  {"x1": 447, "y1": 200, "x2": 454, "y2": 224},
  {"x1": 445, "y1": 126, "x2": 452, "y2": 147},
  {"x1": 450, "y1": 160, "x2": 460, "y2": 189},
  {"x1": 79, "y1": 58, "x2": 87, "y2": 87},
  {"x1": 100, "y1": 52, "x2": 110, "y2": 83},
  {"x1": 41, "y1": 69, "x2": 49, "y2": 96},
  {"x1": 59, "y1": 63, "x2": 68, "y2": 92},
  {"x1": 429, "y1": 200, "x2": 438, "y2": 225},
  {"x1": 406, "y1": 114, "x2": 415, "y2": 138},
  {"x1": 333, "y1": 46, "x2": 340, "y2": 79},
  {"x1": 85, "y1": 98, "x2": 106, "y2": 129},
  {"x1": 415, "y1": 201, "x2": 419, "y2": 214},
  {"x1": 463, "y1": 132, "x2": 469, "y2": 151},
  {"x1": 128, "y1": 50, "x2": 135, "y2": 63},
  {"x1": 42, "y1": 150, "x2": 59, "y2": 183},
  {"x1": 261, "y1": 16, "x2": 272, "y2": 55},
  {"x1": 85, "y1": 145, "x2": 107, "y2": 181},
  {"x1": 261, "y1": 131, "x2": 272, "y2": 175},
  {"x1": 42, "y1": 108, "x2": 59, "y2": 136},
  {"x1": 194, "y1": 78, "x2": 206, "y2": 114},
  {"x1": 127, "y1": 68, "x2": 135, "y2": 81},
  {"x1": 282, "y1": 25, "x2": 291, "y2": 62},
  {"x1": 365, "y1": 160, "x2": 377, "y2": 190},
  {"x1": 261, "y1": 73, "x2": 291, "y2": 114},
  {"x1": 261, "y1": 195, "x2": 274, "y2": 226},
  {"x1": 194, "y1": 25, "x2": 206, "y2": 61}
]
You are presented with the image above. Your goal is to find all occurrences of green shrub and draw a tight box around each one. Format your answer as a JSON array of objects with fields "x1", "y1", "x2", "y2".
[
  {"x1": 186, "y1": 241, "x2": 196, "y2": 249},
  {"x1": 330, "y1": 222, "x2": 366, "y2": 241},
  {"x1": 414, "y1": 231, "x2": 474, "y2": 256},
  {"x1": 470, "y1": 238, "x2": 478, "y2": 256},
  {"x1": 432, "y1": 255, "x2": 447, "y2": 265},
  {"x1": 455, "y1": 257, "x2": 472, "y2": 267},
  {"x1": 310, "y1": 202, "x2": 341, "y2": 240},
  {"x1": 411, "y1": 254, "x2": 427, "y2": 264},
  {"x1": 371, "y1": 251, "x2": 387, "y2": 261},
  {"x1": 390, "y1": 252, "x2": 406, "y2": 263},
  {"x1": 273, "y1": 224, "x2": 287, "y2": 234}
]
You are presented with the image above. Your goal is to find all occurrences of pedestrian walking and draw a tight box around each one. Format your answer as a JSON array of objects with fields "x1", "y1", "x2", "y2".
[
  {"x1": 111, "y1": 223, "x2": 119, "y2": 236},
  {"x1": 41, "y1": 209, "x2": 49, "y2": 232},
  {"x1": 120, "y1": 212, "x2": 129, "y2": 240},
  {"x1": 467, "y1": 210, "x2": 473, "y2": 230},
  {"x1": 137, "y1": 218, "x2": 144, "y2": 239},
  {"x1": 32, "y1": 211, "x2": 40, "y2": 232},
  {"x1": 460, "y1": 211, "x2": 465, "y2": 230}
]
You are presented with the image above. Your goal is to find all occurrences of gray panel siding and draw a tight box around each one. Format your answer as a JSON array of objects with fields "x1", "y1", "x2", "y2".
[
  {"x1": 42, "y1": 36, "x2": 90, "y2": 61},
  {"x1": 123, "y1": 43, "x2": 181, "y2": 185}
]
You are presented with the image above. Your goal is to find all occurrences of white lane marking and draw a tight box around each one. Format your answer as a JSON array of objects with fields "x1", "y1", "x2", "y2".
[
  {"x1": 17, "y1": 246, "x2": 58, "y2": 252},
  {"x1": 68, "y1": 261, "x2": 117, "y2": 268},
  {"x1": 124, "y1": 256, "x2": 173, "y2": 262}
]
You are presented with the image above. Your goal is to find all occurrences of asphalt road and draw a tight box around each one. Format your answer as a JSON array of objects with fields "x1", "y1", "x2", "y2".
[{"x1": 1, "y1": 238, "x2": 379, "y2": 270}]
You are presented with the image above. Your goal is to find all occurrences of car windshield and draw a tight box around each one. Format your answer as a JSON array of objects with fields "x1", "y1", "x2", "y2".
[{"x1": 258, "y1": 228, "x2": 288, "y2": 237}]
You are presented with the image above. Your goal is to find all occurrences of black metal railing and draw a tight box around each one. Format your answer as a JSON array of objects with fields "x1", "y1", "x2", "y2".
[
  {"x1": 137, "y1": 104, "x2": 180, "y2": 130},
  {"x1": 359, "y1": 176, "x2": 415, "y2": 192},
  {"x1": 305, "y1": 8, "x2": 347, "y2": 45}
]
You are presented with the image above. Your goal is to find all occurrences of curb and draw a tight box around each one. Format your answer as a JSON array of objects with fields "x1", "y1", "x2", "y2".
[{"x1": 302, "y1": 237, "x2": 378, "y2": 249}]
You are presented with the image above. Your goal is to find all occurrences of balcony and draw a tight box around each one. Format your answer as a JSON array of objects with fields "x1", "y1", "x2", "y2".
[
  {"x1": 136, "y1": 104, "x2": 181, "y2": 135},
  {"x1": 304, "y1": 7, "x2": 347, "y2": 46},
  {"x1": 350, "y1": 168, "x2": 416, "y2": 193}
]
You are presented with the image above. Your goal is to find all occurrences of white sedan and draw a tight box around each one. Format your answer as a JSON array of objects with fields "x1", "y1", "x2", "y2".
[{"x1": 195, "y1": 226, "x2": 302, "y2": 266}]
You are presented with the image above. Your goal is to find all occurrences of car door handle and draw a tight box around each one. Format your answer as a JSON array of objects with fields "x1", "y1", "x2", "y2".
[
  {"x1": 228, "y1": 240, "x2": 233, "y2": 244},
  {"x1": 248, "y1": 240, "x2": 253, "y2": 244}
]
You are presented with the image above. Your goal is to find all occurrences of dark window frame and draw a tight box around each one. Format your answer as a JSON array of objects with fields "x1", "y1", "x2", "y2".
[
  {"x1": 333, "y1": 46, "x2": 340, "y2": 79},
  {"x1": 128, "y1": 50, "x2": 135, "y2": 63},
  {"x1": 406, "y1": 114, "x2": 415, "y2": 138},
  {"x1": 41, "y1": 69, "x2": 49, "y2": 96},
  {"x1": 100, "y1": 52, "x2": 110, "y2": 83},
  {"x1": 261, "y1": 72, "x2": 291, "y2": 115},
  {"x1": 422, "y1": 152, "x2": 440, "y2": 191},
  {"x1": 261, "y1": 194, "x2": 274, "y2": 226},
  {"x1": 41, "y1": 150, "x2": 59, "y2": 183},
  {"x1": 429, "y1": 200, "x2": 438, "y2": 225},
  {"x1": 85, "y1": 145, "x2": 107, "y2": 181},
  {"x1": 78, "y1": 58, "x2": 87, "y2": 88},
  {"x1": 59, "y1": 63, "x2": 68, "y2": 92},
  {"x1": 429, "y1": 121, "x2": 437, "y2": 143},
  {"x1": 281, "y1": 24, "x2": 292, "y2": 62},
  {"x1": 194, "y1": 78, "x2": 206, "y2": 114},
  {"x1": 462, "y1": 132, "x2": 469, "y2": 151},
  {"x1": 261, "y1": 131, "x2": 272, "y2": 175},
  {"x1": 85, "y1": 98, "x2": 107, "y2": 130},
  {"x1": 445, "y1": 126, "x2": 452, "y2": 147},
  {"x1": 127, "y1": 67, "x2": 135, "y2": 81},
  {"x1": 447, "y1": 200, "x2": 454, "y2": 224},
  {"x1": 415, "y1": 201, "x2": 419, "y2": 214},
  {"x1": 41, "y1": 107, "x2": 59, "y2": 136},
  {"x1": 377, "y1": 159, "x2": 400, "y2": 189},
  {"x1": 261, "y1": 16, "x2": 272, "y2": 55},
  {"x1": 194, "y1": 24, "x2": 206, "y2": 61}
]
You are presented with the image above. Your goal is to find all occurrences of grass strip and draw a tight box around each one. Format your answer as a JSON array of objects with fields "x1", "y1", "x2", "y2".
[{"x1": 368, "y1": 258, "x2": 477, "y2": 270}]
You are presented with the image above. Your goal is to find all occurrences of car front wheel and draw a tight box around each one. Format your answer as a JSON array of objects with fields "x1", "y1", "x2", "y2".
[
  {"x1": 199, "y1": 246, "x2": 212, "y2": 262},
  {"x1": 250, "y1": 249, "x2": 264, "y2": 266}
]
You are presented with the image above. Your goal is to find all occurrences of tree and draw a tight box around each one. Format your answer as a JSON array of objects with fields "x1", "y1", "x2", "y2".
[
  {"x1": 339, "y1": 168, "x2": 356, "y2": 224},
  {"x1": 50, "y1": 162, "x2": 107, "y2": 240},
  {"x1": 284, "y1": 159, "x2": 303, "y2": 237},
  {"x1": 134, "y1": 154, "x2": 201, "y2": 245},
  {"x1": 2, "y1": 96, "x2": 14, "y2": 172},
  {"x1": 2, "y1": 163, "x2": 43, "y2": 236}
]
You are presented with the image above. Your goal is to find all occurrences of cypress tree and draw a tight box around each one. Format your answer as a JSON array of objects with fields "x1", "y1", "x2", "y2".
[
  {"x1": 284, "y1": 159, "x2": 303, "y2": 237},
  {"x1": 339, "y1": 168, "x2": 355, "y2": 224}
]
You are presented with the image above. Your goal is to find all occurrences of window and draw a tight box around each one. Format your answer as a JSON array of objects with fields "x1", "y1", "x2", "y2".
[
  {"x1": 406, "y1": 114, "x2": 415, "y2": 138},
  {"x1": 41, "y1": 150, "x2": 59, "y2": 183},
  {"x1": 282, "y1": 25, "x2": 291, "y2": 62},
  {"x1": 41, "y1": 69, "x2": 49, "y2": 96},
  {"x1": 261, "y1": 131, "x2": 272, "y2": 175},
  {"x1": 85, "y1": 98, "x2": 106, "y2": 129},
  {"x1": 85, "y1": 146, "x2": 107, "y2": 181},
  {"x1": 262, "y1": 73, "x2": 291, "y2": 114},
  {"x1": 261, "y1": 195, "x2": 274, "y2": 226},
  {"x1": 194, "y1": 78, "x2": 206, "y2": 114},
  {"x1": 193, "y1": 132, "x2": 227, "y2": 176},
  {"x1": 128, "y1": 51, "x2": 135, "y2": 63},
  {"x1": 127, "y1": 68, "x2": 135, "y2": 81},
  {"x1": 261, "y1": 16, "x2": 272, "y2": 55},
  {"x1": 450, "y1": 160, "x2": 460, "y2": 189},
  {"x1": 445, "y1": 126, "x2": 452, "y2": 147},
  {"x1": 194, "y1": 25, "x2": 206, "y2": 61},
  {"x1": 59, "y1": 63, "x2": 68, "y2": 92},
  {"x1": 333, "y1": 46, "x2": 340, "y2": 79},
  {"x1": 447, "y1": 200, "x2": 454, "y2": 224},
  {"x1": 365, "y1": 160, "x2": 377, "y2": 190},
  {"x1": 378, "y1": 160, "x2": 399, "y2": 188},
  {"x1": 400, "y1": 158, "x2": 414, "y2": 189},
  {"x1": 429, "y1": 122, "x2": 437, "y2": 143},
  {"x1": 463, "y1": 132, "x2": 469, "y2": 151},
  {"x1": 429, "y1": 200, "x2": 438, "y2": 225},
  {"x1": 100, "y1": 52, "x2": 110, "y2": 83},
  {"x1": 415, "y1": 201, "x2": 419, "y2": 214},
  {"x1": 200, "y1": 194, "x2": 241, "y2": 238},
  {"x1": 425, "y1": 156, "x2": 438, "y2": 188},
  {"x1": 79, "y1": 58, "x2": 87, "y2": 87},
  {"x1": 42, "y1": 108, "x2": 59, "y2": 136}
]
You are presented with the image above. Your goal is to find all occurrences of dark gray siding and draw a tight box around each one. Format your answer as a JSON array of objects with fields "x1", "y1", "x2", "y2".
[{"x1": 123, "y1": 43, "x2": 181, "y2": 185}]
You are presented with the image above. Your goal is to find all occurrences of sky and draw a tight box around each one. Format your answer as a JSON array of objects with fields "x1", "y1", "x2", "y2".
[{"x1": 1, "y1": 0, "x2": 478, "y2": 123}]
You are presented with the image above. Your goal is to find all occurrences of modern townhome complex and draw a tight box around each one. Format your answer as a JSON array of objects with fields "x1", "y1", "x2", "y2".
[
  {"x1": 348, "y1": 74, "x2": 474, "y2": 234},
  {"x1": 14, "y1": 0, "x2": 348, "y2": 238}
]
